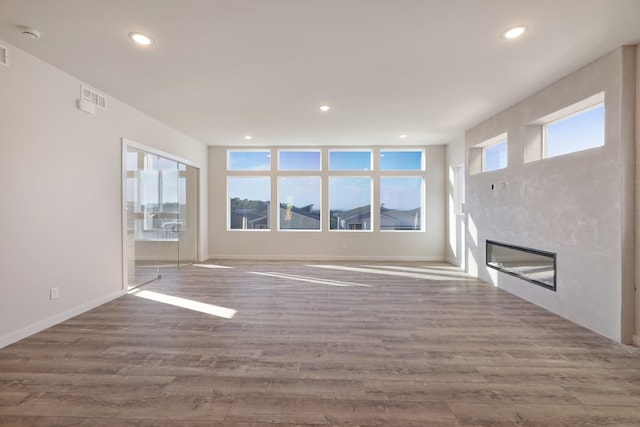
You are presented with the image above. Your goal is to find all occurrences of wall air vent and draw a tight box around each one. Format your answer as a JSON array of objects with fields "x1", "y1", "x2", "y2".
[
  {"x1": 0, "y1": 44, "x2": 8, "y2": 67},
  {"x1": 81, "y1": 85, "x2": 107, "y2": 109}
]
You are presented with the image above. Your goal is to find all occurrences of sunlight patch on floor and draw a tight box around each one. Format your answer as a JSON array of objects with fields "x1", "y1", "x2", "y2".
[
  {"x1": 362, "y1": 265, "x2": 473, "y2": 280},
  {"x1": 193, "y1": 264, "x2": 235, "y2": 269},
  {"x1": 128, "y1": 288, "x2": 237, "y2": 318},
  {"x1": 250, "y1": 271, "x2": 371, "y2": 287},
  {"x1": 308, "y1": 264, "x2": 469, "y2": 281}
]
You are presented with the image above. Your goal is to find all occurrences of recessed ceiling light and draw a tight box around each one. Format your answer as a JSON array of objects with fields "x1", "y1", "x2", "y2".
[
  {"x1": 244, "y1": 135, "x2": 253, "y2": 140},
  {"x1": 319, "y1": 105, "x2": 331, "y2": 112},
  {"x1": 399, "y1": 134, "x2": 408, "y2": 139},
  {"x1": 503, "y1": 25, "x2": 527, "y2": 39},
  {"x1": 129, "y1": 32, "x2": 154, "y2": 46}
]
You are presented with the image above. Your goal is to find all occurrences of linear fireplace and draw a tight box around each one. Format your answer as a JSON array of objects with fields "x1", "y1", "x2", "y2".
[{"x1": 486, "y1": 240, "x2": 556, "y2": 291}]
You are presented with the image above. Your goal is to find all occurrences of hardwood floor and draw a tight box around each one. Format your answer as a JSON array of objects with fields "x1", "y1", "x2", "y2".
[{"x1": 1, "y1": 260, "x2": 640, "y2": 426}]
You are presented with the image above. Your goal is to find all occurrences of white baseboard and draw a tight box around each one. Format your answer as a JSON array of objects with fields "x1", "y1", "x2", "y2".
[
  {"x1": 207, "y1": 254, "x2": 447, "y2": 262},
  {"x1": 0, "y1": 289, "x2": 127, "y2": 349}
]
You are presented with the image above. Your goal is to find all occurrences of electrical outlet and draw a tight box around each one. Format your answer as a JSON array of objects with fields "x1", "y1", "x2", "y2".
[{"x1": 50, "y1": 287, "x2": 59, "y2": 300}]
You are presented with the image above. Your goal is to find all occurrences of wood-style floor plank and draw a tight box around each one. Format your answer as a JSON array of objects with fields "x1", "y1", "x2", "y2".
[{"x1": 1, "y1": 260, "x2": 640, "y2": 426}]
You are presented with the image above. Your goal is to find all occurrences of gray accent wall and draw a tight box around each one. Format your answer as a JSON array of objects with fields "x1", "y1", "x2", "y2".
[{"x1": 464, "y1": 46, "x2": 636, "y2": 343}]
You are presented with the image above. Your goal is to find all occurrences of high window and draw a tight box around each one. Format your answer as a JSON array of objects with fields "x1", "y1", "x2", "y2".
[
  {"x1": 544, "y1": 103, "x2": 605, "y2": 159},
  {"x1": 278, "y1": 149, "x2": 321, "y2": 171},
  {"x1": 380, "y1": 150, "x2": 424, "y2": 171},
  {"x1": 523, "y1": 92, "x2": 606, "y2": 164},
  {"x1": 483, "y1": 138, "x2": 508, "y2": 172},
  {"x1": 328, "y1": 150, "x2": 372, "y2": 171},
  {"x1": 468, "y1": 133, "x2": 507, "y2": 175},
  {"x1": 228, "y1": 149, "x2": 271, "y2": 171}
]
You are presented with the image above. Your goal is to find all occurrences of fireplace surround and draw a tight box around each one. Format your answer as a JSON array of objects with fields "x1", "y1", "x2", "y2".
[{"x1": 486, "y1": 240, "x2": 556, "y2": 291}]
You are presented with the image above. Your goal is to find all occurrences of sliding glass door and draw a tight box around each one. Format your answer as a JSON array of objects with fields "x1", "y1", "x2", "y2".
[
  {"x1": 178, "y1": 163, "x2": 198, "y2": 267},
  {"x1": 125, "y1": 146, "x2": 198, "y2": 289}
]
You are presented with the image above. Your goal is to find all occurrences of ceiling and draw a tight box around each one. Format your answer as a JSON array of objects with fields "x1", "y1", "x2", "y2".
[{"x1": 1, "y1": 0, "x2": 639, "y2": 147}]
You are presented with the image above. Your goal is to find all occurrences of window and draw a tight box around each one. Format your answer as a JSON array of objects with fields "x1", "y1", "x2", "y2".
[
  {"x1": 380, "y1": 177, "x2": 423, "y2": 231},
  {"x1": 380, "y1": 150, "x2": 424, "y2": 171},
  {"x1": 483, "y1": 139, "x2": 508, "y2": 172},
  {"x1": 228, "y1": 177, "x2": 271, "y2": 230},
  {"x1": 329, "y1": 150, "x2": 372, "y2": 171},
  {"x1": 228, "y1": 150, "x2": 271, "y2": 171},
  {"x1": 329, "y1": 177, "x2": 372, "y2": 230},
  {"x1": 224, "y1": 147, "x2": 425, "y2": 233},
  {"x1": 278, "y1": 177, "x2": 321, "y2": 230},
  {"x1": 278, "y1": 150, "x2": 321, "y2": 171},
  {"x1": 469, "y1": 133, "x2": 508, "y2": 175},
  {"x1": 544, "y1": 104, "x2": 604, "y2": 159}
]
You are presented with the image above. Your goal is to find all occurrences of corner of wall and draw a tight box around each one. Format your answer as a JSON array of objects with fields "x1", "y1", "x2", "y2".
[
  {"x1": 619, "y1": 44, "x2": 637, "y2": 344},
  {"x1": 634, "y1": 44, "x2": 640, "y2": 346}
]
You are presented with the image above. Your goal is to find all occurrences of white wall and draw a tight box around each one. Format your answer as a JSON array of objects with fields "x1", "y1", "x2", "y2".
[
  {"x1": 445, "y1": 137, "x2": 466, "y2": 267},
  {"x1": 0, "y1": 41, "x2": 208, "y2": 348},
  {"x1": 208, "y1": 145, "x2": 446, "y2": 260},
  {"x1": 465, "y1": 46, "x2": 636, "y2": 343}
]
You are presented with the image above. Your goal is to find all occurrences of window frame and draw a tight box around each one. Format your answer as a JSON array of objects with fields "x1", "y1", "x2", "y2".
[
  {"x1": 328, "y1": 149, "x2": 373, "y2": 171},
  {"x1": 227, "y1": 176, "x2": 272, "y2": 231},
  {"x1": 277, "y1": 149, "x2": 322, "y2": 171},
  {"x1": 379, "y1": 176, "x2": 425, "y2": 232},
  {"x1": 542, "y1": 102, "x2": 605, "y2": 159},
  {"x1": 223, "y1": 147, "x2": 427, "y2": 234},
  {"x1": 277, "y1": 176, "x2": 322, "y2": 232},
  {"x1": 477, "y1": 133, "x2": 508, "y2": 172},
  {"x1": 227, "y1": 149, "x2": 272, "y2": 171},
  {"x1": 379, "y1": 149, "x2": 425, "y2": 171},
  {"x1": 328, "y1": 175, "x2": 374, "y2": 232}
]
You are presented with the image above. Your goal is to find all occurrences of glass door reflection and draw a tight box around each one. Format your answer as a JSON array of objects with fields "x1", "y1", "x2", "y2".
[
  {"x1": 126, "y1": 148, "x2": 157, "y2": 287},
  {"x1": 125, "y1": 147, "x2": 197, "y2": 289},
  {"x1": 178, "y1": 163, "x2": 198, "y2": 268},
  {"x1": 155, "y1": 156, "x2": 179, "y2": 277}
]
